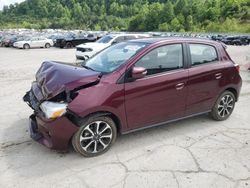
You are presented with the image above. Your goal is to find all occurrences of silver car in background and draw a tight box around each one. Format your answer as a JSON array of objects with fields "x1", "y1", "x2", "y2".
[{"x1": 13, "y1": 37, "x2": 53, "y2": 49}]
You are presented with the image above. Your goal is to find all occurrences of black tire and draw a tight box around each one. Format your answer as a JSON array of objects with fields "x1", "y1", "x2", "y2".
[
  {"x1": 66, "y1": 42, "x2": 73, "y2": 48},
  {"x1": 23, "y1": 43, "x2": 30, "y2": 49},
  {"x1": 45, "y1": 43, "x2": 51, "y2": 48},
  {"x1": 72, "y1": 116, "x2": 117, "y2": 157},
  {"x1": 210, "y1": 91, "x2": 236, "y2": 121}
]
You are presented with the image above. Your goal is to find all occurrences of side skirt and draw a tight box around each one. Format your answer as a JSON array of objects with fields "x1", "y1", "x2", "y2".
[{"x1": 122, "y1": 110, "x2": 211, "y2": 135}]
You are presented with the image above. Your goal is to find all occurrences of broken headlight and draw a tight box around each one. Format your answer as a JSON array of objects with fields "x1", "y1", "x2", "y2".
[{"x1": 40, "y1": 101, "x2": 68, "y2": 119}]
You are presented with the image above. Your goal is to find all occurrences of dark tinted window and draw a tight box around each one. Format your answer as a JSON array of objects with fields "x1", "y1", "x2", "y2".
[
  {"x1": 114, "y1": 36, "x2": 125, "y2": 43},
  {"x1": 189, "y1": 44, "x2": 218, "y2": 66},
  {"x1": 125, "y1": 35, "x2": 136, "y2": 40},
  {"x1": 135, "y1": 44, "x2": 183, "y2": 76},
  {"x1": 97, "y1": 35, "x2": 114, "y2": 43}
]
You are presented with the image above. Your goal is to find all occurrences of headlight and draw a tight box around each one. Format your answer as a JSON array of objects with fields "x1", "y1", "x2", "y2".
[{"x1": 40, "y1": 101, "x2": 68, "y2": 119}]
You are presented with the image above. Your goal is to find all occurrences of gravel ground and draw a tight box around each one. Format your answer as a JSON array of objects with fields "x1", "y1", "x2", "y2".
[{"x1": 0, "y1": 46, "x2": 250, "y2": 188}]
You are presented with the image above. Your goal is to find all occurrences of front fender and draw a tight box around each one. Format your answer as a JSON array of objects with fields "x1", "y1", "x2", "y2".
[{"x1": 67, "y1": 82, "x2": 128, "y2": 131}]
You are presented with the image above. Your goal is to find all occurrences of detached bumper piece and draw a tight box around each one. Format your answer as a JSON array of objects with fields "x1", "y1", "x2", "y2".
[{"x1": 29, "y1": 114, "x2": 79, "y2": 151}]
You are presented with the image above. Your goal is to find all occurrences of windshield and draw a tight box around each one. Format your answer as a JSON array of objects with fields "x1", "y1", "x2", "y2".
[
  {"x1": 84, "y1": 42, "x2": 148, "y2": 73},
  {"x1": 97, "y1": 35, "x2": 114, "y2": 44}
]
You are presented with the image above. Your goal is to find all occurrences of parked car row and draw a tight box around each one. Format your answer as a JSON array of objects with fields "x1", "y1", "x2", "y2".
[
  {"x1": 212, "y1": 35, "x2": 250, "y2": 45},
  {"x1": 1, "y1": 29, "x2": 250, "y2": 51},
  {"x1": 0, "y1": 29, "x2": 107, "y2": 49}
]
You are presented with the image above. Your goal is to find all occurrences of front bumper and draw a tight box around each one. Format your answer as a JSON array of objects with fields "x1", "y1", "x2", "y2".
[
  {"x1": 24, "y1": 85, "x2": 79, "y2": 151},
  {"x1": 29, "y1": 113, "x2": 79, "y2": 151},
  {"x1": 13, "y1": 43, "x2": 22, "y2": 48}
]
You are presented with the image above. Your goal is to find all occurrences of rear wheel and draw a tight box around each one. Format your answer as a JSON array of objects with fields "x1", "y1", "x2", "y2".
[
  {"x1": 66, "y1": 42, "x2": 73, "y2": 48},
  {"x1": 72, "y1": 116, "x2": 117, "y2": 157},
  {"x1": 23, "y1": 43, "x2": 30, "y2": 49},
  {"x1": 210, "y1": 91, "x2": 236, "y2": 121}
]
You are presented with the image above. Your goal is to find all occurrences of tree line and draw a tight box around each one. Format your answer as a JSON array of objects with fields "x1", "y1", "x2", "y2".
[{"x1": 0, "y1": 0, "x2": 250, "y2": 32}]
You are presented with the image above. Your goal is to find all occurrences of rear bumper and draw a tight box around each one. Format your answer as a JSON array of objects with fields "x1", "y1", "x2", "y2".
[{"x1": 29, "y1": 114, "x2": 79, "y2": 151}]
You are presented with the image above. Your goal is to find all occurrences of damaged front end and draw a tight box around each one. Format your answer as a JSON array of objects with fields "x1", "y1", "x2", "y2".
[{"x1": 23, "y1": 61, "x2": 101, "y2": 150}]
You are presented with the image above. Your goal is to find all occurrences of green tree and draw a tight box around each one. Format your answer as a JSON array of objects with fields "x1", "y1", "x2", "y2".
[
  {"x1": 170, "y1": 17, "x2": 183, "y2": 31},
  {"x1": 158, "y1": 22, "x2": 170, "y2": 31},
  {"x1": 0, "y1": 0, "x2": 249, "y2": 32},
  {"x1": 162, "y1": 1, "x2": 175, "y2": 23}
]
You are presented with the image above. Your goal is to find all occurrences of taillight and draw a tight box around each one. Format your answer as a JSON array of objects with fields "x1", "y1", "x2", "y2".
[{"x1": 235, "y1": 64, "x2": 240, "y2": 73}]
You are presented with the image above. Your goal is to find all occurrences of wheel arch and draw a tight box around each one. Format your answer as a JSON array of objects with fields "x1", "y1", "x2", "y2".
[
  {"x1": 68, "y1": 110, "x2": 122, "y2": 134},
  {"x1": 84, "y1": 111, "x2": 122, "y2": 134},
  {"x1": 23, "y1": 43, "x2": 30, "y2": 48},
  {"x1": 45, "y1": 42, "x2": 51, "y2": 47},
  {"x1": 225, "y1": 87, "x2": 238, "y2": 101}
]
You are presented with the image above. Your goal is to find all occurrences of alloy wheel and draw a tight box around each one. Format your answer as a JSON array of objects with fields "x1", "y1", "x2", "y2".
[
  {"x1": 79, "y1": 121, "x2": 113, "y2": 154},
  {"x1": 217, "y1": 94, "x2": 234, "y2": 118}
]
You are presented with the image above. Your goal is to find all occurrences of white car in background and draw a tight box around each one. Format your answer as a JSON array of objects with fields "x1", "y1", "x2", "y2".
[
  {"x1": 75, "y1": 33, "x2": 150, "y2": 60},
  {"x1": 13, "y1": 37, "x2": 53, "y2": 49}
]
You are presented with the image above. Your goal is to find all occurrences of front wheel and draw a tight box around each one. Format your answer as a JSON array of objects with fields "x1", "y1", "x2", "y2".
[
  {"x1": 210, "y1": 91, "x2": 236, "y2": 121},
  {"x1": 45, "y1": 43, "x2": 51, "y2": 48},
  {"x1": 72, "y1": 116, "x2": 117, "y2": 157},
  {"x1": 23, "y1": 43, "x2": 30, "y2": 49}
]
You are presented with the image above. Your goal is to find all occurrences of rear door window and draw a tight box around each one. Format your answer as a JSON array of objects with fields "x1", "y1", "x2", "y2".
[{"x1": 189, "y1": 44, "x2": 218, "y2": 66}]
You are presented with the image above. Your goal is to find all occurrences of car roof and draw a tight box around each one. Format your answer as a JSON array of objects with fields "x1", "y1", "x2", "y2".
[{"x1": 129, "y1": 37, "x2": 220, "y2": 45}]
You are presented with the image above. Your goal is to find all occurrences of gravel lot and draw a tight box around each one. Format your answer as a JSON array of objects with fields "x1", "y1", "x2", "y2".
[{"x1": 0, "y1": 46, "x2": 250, "y2": 188}]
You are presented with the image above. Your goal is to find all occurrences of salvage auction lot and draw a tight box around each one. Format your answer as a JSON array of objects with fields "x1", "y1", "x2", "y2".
[{"x1": 0, "y1": 46, "x2": 250, "y2": 188}]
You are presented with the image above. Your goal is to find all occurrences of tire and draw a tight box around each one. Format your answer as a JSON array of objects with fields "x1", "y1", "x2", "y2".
[
  {"x1": 66, "y1": 42, "x2": 73, "y2": 48},
  {"x1": 72, "y1": 116, "x2": 117, "y2": 157},
  {"x1": 45, "y1": 43, "x2": 51, "y2": 48},
  {"x1": 210, "y1": 91, "x2": 236, "y2": 121},
  {"x1": 23, "y1": 43, "x2": 30, "y2": 49}
]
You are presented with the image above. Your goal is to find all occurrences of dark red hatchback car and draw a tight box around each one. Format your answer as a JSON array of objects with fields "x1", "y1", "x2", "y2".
[{"x1": 24, "y1": 38, "x2": 242, "y2": 157}]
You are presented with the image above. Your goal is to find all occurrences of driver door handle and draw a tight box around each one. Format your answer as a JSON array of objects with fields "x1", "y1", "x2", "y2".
[
  {"x1": 215, "y1": 73, "x2": 222, "y2": 80},
  {"x1": 176, "y1": 83, "x2": 185, "y2": 90}
]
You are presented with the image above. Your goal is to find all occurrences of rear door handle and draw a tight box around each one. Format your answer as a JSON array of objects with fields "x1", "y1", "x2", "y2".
[
  {"x1": 176, "y1": 83, "x2": 185, "y2": 90},
  {"x1": 215, "y1": 73, "x2": 222, "y2": 79}
]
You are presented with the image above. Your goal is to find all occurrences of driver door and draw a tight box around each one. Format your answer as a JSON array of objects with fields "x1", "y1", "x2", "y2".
[{"x1": 124, "y1": 43, "x2": 188, "y2": 129}]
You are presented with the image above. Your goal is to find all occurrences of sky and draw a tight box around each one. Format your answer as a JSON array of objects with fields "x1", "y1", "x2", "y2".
[{"x1": 0, "y1": 0, "x2": 25, "y2": 10}]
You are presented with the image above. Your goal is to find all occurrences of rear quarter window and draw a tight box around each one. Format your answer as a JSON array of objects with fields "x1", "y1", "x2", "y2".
[
  {"x1": 114, "y1": 36, "x2": 125, "y2": 43},
  {"x1": 189, "y1": 44, "x2": 218, "y2": 66}
]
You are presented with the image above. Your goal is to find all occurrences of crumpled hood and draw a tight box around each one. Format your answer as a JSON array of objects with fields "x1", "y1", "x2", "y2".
[{"x1": 33, "y1": 61, "x2": 101, "y2": 101}]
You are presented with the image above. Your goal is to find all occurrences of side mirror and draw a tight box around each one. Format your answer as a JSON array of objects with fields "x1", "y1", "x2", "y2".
[
  {"x1": 111, "y1": 41, "x2": 117, "y2": 45},
  {"x1": 132, "y1": 67, "x2": 147, "y2": 80}
]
